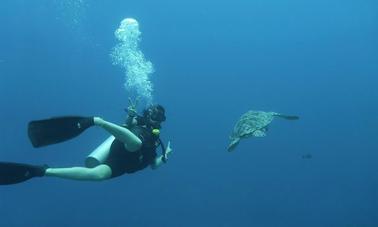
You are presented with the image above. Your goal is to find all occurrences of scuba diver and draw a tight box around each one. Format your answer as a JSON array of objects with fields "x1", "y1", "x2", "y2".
[{"x1": 0, "y1": 104, "x2": 172, "y2": 185}]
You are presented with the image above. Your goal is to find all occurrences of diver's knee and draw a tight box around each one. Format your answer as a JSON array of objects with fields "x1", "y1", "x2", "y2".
[{"x1": 91, "y1": 165, "x2": 112, "y2": 181}]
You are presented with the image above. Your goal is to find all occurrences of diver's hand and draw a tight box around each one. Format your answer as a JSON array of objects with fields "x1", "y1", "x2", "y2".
[
  {"x1": 127, "y1": 107, "x2": 137, "y2": 117},
  {"x1": 164, "y1": 141, "x2": 173, "y2": 161},
  {"x1": 127, "y1": 97, "x2": 139, "y2": 117}
]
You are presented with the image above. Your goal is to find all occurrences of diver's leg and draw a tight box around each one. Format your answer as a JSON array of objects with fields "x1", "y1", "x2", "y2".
[
  {"x1": 85, "y1": 136, "x2": 114, "y2": 168},
  {"x1": 45, "y1": 164, "x2": 112, "y2": 181},
  {"x1": 94, "y1": 117, "x2": 141, "y2": 152}
]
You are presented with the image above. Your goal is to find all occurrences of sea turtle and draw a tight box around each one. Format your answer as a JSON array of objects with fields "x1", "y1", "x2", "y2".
[{"x1": 228, "y1": 111, "x2": 299, "y2": 152}]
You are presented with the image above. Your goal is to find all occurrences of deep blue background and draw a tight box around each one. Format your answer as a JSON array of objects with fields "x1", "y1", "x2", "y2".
[{"x1": 1, "y1": 0, "x2": 377, "y2": 226}]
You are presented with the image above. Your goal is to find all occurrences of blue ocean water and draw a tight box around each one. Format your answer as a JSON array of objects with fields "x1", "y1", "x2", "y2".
[{"x1": 0, "y1": 0, "x2": 377, "y2": 226}]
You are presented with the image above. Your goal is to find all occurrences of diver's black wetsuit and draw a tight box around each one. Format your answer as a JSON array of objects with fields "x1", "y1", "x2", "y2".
[{"x1": 104, "y1": 125, "x2": 159, "y2": 178}]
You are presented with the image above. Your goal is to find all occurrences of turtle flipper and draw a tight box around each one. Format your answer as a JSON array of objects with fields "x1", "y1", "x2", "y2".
[
  {"x1": 253, "y1": 129, "x2": 267, "y2": 137},
  {"x1": 227, "y1": 138, "x2": 240, "y2": 152},
  {"x1": 273, "y1": 113, "x2": 299, "y2": 120}
]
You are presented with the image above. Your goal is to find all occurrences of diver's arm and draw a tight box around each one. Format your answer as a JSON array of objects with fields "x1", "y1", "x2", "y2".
[
  {"x1": 94, "y1": 117, "x2": 142, "y2": 152},
  {"x1": 151, "y1": 141, "x2": 172, "y2": 169}
]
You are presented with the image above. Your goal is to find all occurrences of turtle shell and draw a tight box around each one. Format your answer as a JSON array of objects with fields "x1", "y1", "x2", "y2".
[{"x1": 228, "y1": 111, "x2": 276, "y2": 151}]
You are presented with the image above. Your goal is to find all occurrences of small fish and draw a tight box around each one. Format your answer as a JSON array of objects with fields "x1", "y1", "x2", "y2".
[{"x1": 302, "y1": 154, "x2": 312, "y2": 159}]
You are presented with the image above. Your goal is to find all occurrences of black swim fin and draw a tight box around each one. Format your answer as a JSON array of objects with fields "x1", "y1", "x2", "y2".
[
  {"x1": 0, "y1": 162, "x2": 47, "y2": 185},
  {"x1": 28, "y1": 116, "x2": 94, "y2": 148}
]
